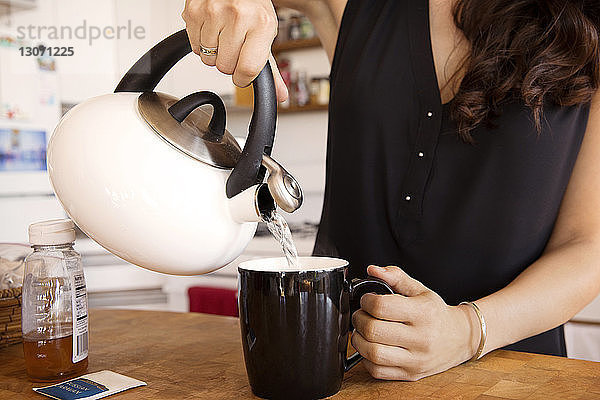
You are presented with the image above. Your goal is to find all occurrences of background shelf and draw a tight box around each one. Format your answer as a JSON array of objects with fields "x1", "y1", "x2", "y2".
[
  {"x1": 272, "y1": 38, "x2": 322, "y2": 54},
  {"x1": 278, "y1": 103, "x2": 328, "y2": 113},
  {"x1": 226, "y1": 103, "x2": 328, "y2": 114}
]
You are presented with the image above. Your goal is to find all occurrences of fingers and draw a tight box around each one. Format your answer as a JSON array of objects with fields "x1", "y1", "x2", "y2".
[
  {"x1": 233, "y1": 25, "x2": 277, "y2": 88},
  {"x1": 352, "y1": 264, "x2": 463, "y2": 382},
  {"x1": 352, "y1": 310, "x2": 417, "y2": 347},
  {"x1": 182, "y1": 0, "x2": 204, "y2": 55},
  {"x1": 359, "y1": 292, "x2": 422, "y2": 323},
  {"x1": 183, "y1": 0, "x2": 281, "y2": 99},
  {"x1": 362, "y1": 359, "x2": 422, "y2": 381},
  {"x1": 351, "y1": 331, "x2": 415, "y2": 368},
  {"x1": 199, "y1": 20, "x2": 222, "y2": 66},
  {"x1": 367, "y1": 265, "x2": 429, "y2": 296},
  {"x1": 215, "y1": 23, "x2": 245, "y2": 74},
  {"x1": 184, "y1": 22, "x2": 202, "y2": 57},
  {"x1": 269, "y1": 54, "x2": 289, "y2": 102}
]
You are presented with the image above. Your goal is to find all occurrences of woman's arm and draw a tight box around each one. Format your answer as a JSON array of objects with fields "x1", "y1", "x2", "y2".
[
  {"x1": 351, "y1": 91, "x2": 600, "y2": 380},
  {"x1": 476, "y1": 91, "x2": 600, "y2": 355}
]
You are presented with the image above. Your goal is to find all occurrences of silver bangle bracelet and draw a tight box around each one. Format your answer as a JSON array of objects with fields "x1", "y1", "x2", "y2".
[{"x1": 459, "y1": 301, "x2": 487, "y2": 361}]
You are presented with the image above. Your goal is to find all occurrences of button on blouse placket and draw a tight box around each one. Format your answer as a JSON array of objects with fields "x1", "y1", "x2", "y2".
[
  {"x1": 410, "y1": 110, "x2": 437, "y2": 208},
  {"x1": 406, "y1": 150, "x2": 426, "y2": 201},
  {"x1": 403, "y1": 111, "x2": 434, "y2": 204}
]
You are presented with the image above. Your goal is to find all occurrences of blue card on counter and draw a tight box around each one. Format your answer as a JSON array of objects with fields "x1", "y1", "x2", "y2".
[
  {"x1": 35, "y1": 378, "x2": 107, "y2": 400},
  {"x1": 33, "y1": 370, "x2": 146, "y2": 400}
]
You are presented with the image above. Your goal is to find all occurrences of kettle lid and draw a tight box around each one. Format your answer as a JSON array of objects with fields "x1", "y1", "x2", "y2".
[{"x1": 137, "y1": 91, "x2": 241, "y2": 169}]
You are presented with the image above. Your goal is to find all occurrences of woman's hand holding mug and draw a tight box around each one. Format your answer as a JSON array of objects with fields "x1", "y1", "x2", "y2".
[
  {"x1": 182, "y1": 0, "x2": 289, "y2": 102},
  {"x1": 352, "y1": 265, "x2": 482, "y2": 381}
]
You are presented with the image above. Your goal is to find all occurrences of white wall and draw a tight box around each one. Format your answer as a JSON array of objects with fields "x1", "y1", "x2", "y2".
[
  {"x1": 0, "y1": 0, "x2": 118, "y2": 103},
  {"x1": 0, "y1": 0, "x2": 234, "y2": 102}
]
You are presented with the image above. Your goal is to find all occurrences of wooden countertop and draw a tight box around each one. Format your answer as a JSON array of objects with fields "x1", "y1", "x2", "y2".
[{"x1": 1, "y1": 309, "x2": 599, "y2": 399}]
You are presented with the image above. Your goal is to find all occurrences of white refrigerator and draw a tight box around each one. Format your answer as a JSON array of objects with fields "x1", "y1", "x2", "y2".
[{"x1": 0, "y1": 31, "x2": 65, "y2": 243}]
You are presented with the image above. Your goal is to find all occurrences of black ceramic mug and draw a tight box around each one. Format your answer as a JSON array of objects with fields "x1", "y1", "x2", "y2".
[{"x1": 238, "y1": 257, "x2": 394, "y2": 400}]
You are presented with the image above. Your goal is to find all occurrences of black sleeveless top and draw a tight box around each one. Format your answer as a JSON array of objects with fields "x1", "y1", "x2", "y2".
[{"x1": 313, "y1": 0, "x2": 591, "y2": 356}]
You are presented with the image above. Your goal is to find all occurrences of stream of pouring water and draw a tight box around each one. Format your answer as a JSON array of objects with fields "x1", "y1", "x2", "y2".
[{"x1": 262, "y1": 210, "x2": 300, "y2": 268}]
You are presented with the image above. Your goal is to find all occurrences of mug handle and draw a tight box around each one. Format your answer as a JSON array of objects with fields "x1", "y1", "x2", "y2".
[{"x1": 344, "y1": 278, "x2": 395, "y2": 372}]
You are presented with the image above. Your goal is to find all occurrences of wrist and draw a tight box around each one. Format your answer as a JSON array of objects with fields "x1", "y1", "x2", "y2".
[{"x1": 456, "y1": 303, "x2": 482, "y2": 362}]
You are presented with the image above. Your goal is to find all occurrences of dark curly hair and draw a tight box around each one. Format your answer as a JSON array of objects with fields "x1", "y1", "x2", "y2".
[{"x1": 451, "y1": 0, "x2": 600, "y2": 142}]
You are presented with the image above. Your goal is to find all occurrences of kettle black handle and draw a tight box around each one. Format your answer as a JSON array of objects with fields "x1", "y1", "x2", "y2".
[
  {"x1": 115, "y1": 29, "x2": 276, "y2": 198},
  {"x1": 226, "y1": 63, "x2": 276, "y2": 198}
]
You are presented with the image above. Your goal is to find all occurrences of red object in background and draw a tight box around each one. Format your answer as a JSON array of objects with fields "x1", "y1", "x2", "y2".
[
  {"x1": 188, "y1": 286, "x2": 239, "y2": 317},
  {"x1": 279, "y1": 58, "x2": 292, "y2": 90}
]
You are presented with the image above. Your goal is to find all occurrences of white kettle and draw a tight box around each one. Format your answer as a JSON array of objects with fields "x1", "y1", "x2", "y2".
[{"x1": 47, "y1": 30, "x2": 303, "y2": 275}]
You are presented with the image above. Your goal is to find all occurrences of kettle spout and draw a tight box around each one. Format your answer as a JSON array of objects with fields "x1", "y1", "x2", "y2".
[
  {"x1": 262, "y1": 154, "x2": 303, "y2": 213},
  {"x1": 228, "y1": 184, "x2": 276, "y2": 223}
]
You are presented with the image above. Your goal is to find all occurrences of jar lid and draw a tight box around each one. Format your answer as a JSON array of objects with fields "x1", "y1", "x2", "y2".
[{"x1": 28, "y1": 219, "x2": 75, "y2": 246}]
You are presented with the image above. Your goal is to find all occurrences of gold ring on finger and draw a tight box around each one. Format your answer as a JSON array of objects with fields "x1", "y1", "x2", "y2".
[{"x1": 199, "y1": 45, "x2": 218, "y2": 56}]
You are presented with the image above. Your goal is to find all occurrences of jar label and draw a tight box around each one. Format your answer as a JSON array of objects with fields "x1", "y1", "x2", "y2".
[{"x1": 71, "y1": 270, "x2": 88, "y2": 363}]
